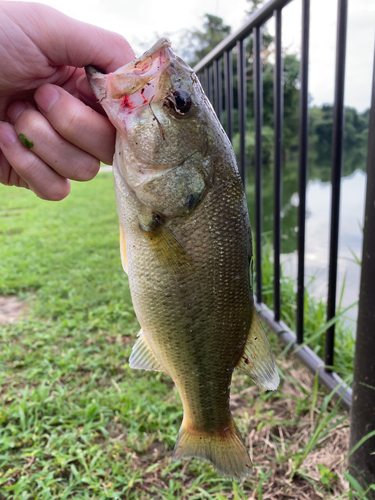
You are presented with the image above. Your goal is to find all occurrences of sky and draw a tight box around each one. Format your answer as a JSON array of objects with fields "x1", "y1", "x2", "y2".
[{"x1": 19, "y1": 0, "x2": 375, "y2": 110}]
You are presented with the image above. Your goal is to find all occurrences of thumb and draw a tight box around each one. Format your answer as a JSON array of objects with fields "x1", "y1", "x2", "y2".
[{"x1": 24, "y1": 3, "x2": 135, "y2": 72}]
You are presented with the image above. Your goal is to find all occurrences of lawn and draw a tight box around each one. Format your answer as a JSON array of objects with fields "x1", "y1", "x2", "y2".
[{"x1": 0, "y1": 173, "x2": 363, "y2": 499}]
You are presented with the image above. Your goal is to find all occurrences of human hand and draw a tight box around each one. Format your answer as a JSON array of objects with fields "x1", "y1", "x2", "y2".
[{"x1": 0, "y1": 1, "x2": 135, "y2": 200}]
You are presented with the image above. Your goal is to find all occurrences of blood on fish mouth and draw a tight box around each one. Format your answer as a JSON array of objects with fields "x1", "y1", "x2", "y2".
[{"x1": 121, "y1": 96, "x2": 136, "y2": 110}]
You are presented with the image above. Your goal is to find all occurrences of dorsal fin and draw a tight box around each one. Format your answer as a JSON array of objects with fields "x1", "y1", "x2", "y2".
[{"x1": 236, "y1": 307, "x2": 279, "y2": 391}]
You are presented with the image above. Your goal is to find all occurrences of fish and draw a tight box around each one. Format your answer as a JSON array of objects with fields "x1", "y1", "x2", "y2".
[{"x1": 85, "y1": 38, "x2": 279, "y2": 480}]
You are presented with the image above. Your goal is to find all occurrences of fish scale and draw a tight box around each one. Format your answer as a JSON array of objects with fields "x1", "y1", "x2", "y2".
[{"x1": 86, "y1": 37, "x2": 279, "y2": 480}]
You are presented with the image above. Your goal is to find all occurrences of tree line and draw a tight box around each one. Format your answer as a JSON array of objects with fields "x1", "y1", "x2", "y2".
[
  {"x1": 177, "y1": 4, "x2": 369, "y2": 253},
  {"x1": 179, "y1": 10, "x2": 369, "y2": 183}
]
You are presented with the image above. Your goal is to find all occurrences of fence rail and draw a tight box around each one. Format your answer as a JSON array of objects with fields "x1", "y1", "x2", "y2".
[{"x1": 192, "y1": 0, "x2": 375, "y2": 412}]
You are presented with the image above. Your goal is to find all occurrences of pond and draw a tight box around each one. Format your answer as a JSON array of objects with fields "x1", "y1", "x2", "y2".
[
  {"x1": 282, "y1": 169, "x2": 365, "y2": 326},
  {"x1": 245, "y1": 156, "x2": 367, "y2": 334}
]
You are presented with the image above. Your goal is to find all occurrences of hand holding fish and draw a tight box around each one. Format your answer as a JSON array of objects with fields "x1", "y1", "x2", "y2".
[{"x1": 0, "y1": 1, "x2": 134, "y2": 200}]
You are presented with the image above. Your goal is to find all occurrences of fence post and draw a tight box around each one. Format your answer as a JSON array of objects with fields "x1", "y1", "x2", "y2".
[
  {"x1": 349, "y1": 43, "x2": 375, "y2": 494},
  {"x1": 325, "y1": 0, "x2": 348, "y2": 370}
]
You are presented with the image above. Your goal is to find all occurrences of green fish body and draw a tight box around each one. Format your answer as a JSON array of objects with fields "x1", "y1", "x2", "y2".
[{"x1": 86, "y1": 38, "x2": 279, "y2": 479}]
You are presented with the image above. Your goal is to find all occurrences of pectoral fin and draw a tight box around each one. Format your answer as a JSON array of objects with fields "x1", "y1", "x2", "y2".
[
  {"x1": 141, "y1": 214, "x2": 194, "y2": 274},
  {"x1": 129, "y1": 329, "x2": 165, "y2": 372},
  {"x1": 119, "y1": 224, "x2": 128, "y2": 274},
  {"x1": 236, "y1": 307, "x2": 279, "y2": 391}
]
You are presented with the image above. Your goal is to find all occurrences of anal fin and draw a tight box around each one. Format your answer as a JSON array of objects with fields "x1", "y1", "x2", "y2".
[
  {"x1": 129, "y1": 329, "x2": 164, "y2": 372},
  {"x1": 236, "y1": 306, "x2": 279, "y2": 391}
]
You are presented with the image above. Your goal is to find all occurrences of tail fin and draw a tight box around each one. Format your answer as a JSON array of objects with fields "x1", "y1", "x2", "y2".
[{"x1": 173, "y1": 417, "x2": 252, "y2": 480}]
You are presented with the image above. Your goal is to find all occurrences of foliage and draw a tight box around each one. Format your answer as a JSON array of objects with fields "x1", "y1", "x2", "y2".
[
  {"x1": 254, "y1": 240, "x2": 356, "y2": 382},
  {"x1": 180, "y1": 7, "x2": 369, "y2": 183},
  {"x1": 178, "y1": 14, "x2": 231, "y2": 67},
  {"x1": 318, "y1": 464, "x2": 339, "y2": 489},
  {"x1": 246, "y1": 0, "x2": 266, "y2": 15},
  {"x1": 309, "y1": 105, "x2": 370, "y2": 182}
]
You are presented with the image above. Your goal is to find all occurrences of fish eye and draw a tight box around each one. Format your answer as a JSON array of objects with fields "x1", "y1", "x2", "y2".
[{"x1": 173, "y1": 90, "x2": 191, "y2": 114}]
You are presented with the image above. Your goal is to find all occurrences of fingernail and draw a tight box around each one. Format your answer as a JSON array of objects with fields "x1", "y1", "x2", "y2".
[
  {"x1": 7, "y1": 102, "x2": 27, "y2": 123},
  {"x1": 0, "y1": 122, "x2": 17, "y2": 147},
  {"x1": 35, "y1": 84, "x2": 59, "y2": 113}
]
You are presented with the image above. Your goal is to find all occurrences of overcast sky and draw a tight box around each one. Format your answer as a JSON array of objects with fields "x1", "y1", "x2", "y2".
[{"x1": 21, "y1": 0, "x2": 375, "y2": 111}]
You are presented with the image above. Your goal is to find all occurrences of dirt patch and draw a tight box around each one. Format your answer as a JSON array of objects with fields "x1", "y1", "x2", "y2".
[{"x1": 0, "y1": 296, "x2": 27, "y2": 325}]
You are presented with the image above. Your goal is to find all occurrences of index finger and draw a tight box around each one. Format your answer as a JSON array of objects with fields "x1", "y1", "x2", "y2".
[{"x1": 34, "y1": 84, "x2": 115, "y2": 165}]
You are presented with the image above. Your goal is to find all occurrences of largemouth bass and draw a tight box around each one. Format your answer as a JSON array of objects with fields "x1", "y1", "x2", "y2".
[{"x1": 86, "y1": 38, "x2": 279, "y2": 480}]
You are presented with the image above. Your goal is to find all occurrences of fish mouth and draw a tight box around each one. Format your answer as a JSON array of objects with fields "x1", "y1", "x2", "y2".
[
  {"x1": 86, "y1": 38, "x2": 172, "y2": 106},
  {"x1": 106, "y1": 38, "x2": 173, "y2": 101},
  {"x1": 85, "y1": 38, "x2": 193, "y2": 114}
]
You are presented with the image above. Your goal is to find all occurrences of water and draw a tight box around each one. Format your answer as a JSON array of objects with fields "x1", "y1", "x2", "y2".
[
  {"x1": 245, "y1": 159, "x2": 367, "y2": 334},
  {"x1": 282, "y1": 169, "x2": 366, "y2": 325}
]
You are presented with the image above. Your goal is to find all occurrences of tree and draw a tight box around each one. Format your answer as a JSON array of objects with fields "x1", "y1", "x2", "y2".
[
  {"x1": 178, "y1": 14, "x2": 231, "y2": 67},
  {"x1": 309, "y1": 105, "x2": 369, "y2": 180},
  {"x1": 177, "y1": 2, "x2": 369, "y2": 259},
  {"x1": 246, "y1": 0, "x2": 266, "y2": 15}
]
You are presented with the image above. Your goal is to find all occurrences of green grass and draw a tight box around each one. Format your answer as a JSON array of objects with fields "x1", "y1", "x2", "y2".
[
  {"x1": 0, "y1": 174, "x2": 367, "y2": 499},
  {"x1": 258, "y1": 240, "x2": 356, "y2": 385}
]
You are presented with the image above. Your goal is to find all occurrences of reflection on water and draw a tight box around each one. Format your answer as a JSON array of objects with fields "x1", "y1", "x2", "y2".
[
  {"x1": 240, "y1": 100, "x2": 369, "y2": 334},
  {"x1": 282, "y1": 169, "x2": 366, "y2": 324},
  {"x1": 245, "y1": 163, "x2": 366, "y2": 333}
]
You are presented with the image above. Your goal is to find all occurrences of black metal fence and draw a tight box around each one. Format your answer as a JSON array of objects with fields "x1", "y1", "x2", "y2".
[{"x1": 194, "y1": 0, "x2": 374, "y2": 412}]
